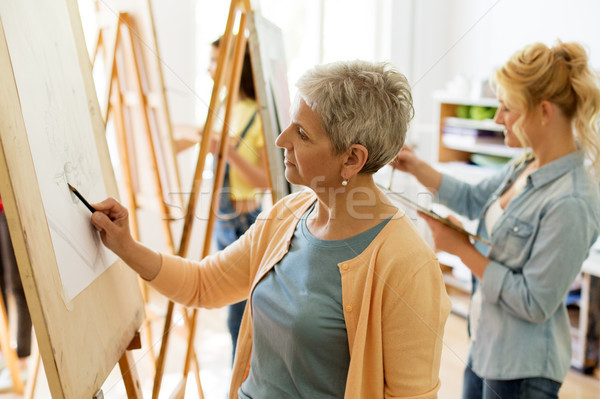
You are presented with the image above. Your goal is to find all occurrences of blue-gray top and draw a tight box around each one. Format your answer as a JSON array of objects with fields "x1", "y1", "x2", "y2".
[{"x1": 239, "y1": 202, "x2": 390, "y2": 399}]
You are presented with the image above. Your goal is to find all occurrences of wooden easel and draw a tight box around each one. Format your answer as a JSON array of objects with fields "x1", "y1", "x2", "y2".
[
  {"x1": 90, "y1": 3, "x2": 210, "y2": 396},
  {"x1": 91, "y1": 8, "x2": 186, "y2": 370},
  {"x1": 92, "y1": 10, "x2": 182, "y2": 256},
  {"x1": 0, "y1": 0, "x2": 147, "y2": 395},
  {"x1": 0, "y1": 327, "x2": 145, "y2": 399},
  {"x1": 150, "y1": 1, "x2": 282, "y2": 398},
  {"x1": 0, "y1": 294, "x2": 145, "y2": 399}
]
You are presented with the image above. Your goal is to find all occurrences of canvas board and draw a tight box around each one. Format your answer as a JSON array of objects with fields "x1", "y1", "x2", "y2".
[
  {"x1": 247, "y1": 12, "x2": 292, "y2": 201},
  {"x1": 0, "y1": 1, "x2": 144, "y2": 397}
]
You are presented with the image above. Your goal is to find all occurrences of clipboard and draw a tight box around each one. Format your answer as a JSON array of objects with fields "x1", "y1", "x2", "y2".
[{"x1": 378, "y1": 184, "x2": 492, "y2": 246}]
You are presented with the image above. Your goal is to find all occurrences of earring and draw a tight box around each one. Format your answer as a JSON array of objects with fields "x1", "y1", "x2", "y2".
[{"x1": 341, "y1": 178, "x2": 349, "y2": 186}]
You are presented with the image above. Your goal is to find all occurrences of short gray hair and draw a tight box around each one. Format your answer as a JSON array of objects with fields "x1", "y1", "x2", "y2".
[{"x1": 296, "y1": 60, "x2": 414, "y2": 174}]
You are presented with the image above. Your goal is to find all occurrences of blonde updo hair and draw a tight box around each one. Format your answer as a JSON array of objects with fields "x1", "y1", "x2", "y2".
[
  {"x1": 494, "y1": 41, "x2": 600, "y2": 176},
  {"x1": 295, "y1": 60, "x2": 414, "y2": 174}
]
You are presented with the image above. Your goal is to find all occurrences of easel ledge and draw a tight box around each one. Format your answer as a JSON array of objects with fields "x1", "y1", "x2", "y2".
[
  {"x1": 118, "y1": 332, "x2": 144, "y2": 398},
  {"x1": 90, "y1": 332, "x2": 142, "y2": 399}
]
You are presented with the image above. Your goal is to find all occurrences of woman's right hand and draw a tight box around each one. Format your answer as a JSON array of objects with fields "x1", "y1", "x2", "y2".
[
  {"x1": 390, "y1": 145, "x2": 443, "y2": 194},
  {"x1": 90, "y1": 198, "x2": 162, "y2": 280},
  {"x1": 90, "y1": 198, "x2": 134, "y2": 258},
  {"x1": 390, "y1": 145, "x2": 420, "y2": 174}
]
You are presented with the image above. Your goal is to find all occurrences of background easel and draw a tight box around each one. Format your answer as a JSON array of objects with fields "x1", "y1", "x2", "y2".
[
  {"x1": 90, "y1": 0, "x2": 190, "y2": 374},
  {"x1": 149, "y1": 2, "x2": 251, "y2": 394},
  {"x1": 91, "y1": 5, "x2": 183, "y2": 254},
  {"x1": 149, "y1": 0, "x2": 294, "y2": 397},
  {"x1": 89, "y1": 2, "x2": 211, "y2": 396},
  {"x1": 88, "y1": 1, "x2": 291, "y2": 397}
]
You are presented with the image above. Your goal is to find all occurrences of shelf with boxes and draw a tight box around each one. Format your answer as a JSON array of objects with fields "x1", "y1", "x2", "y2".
[
  {"x1": 434, "y1": 93, "x2": 521, "y2": 167},
  {"x1": 442, "y1": 117, "x2": 517, "y2": 158}
]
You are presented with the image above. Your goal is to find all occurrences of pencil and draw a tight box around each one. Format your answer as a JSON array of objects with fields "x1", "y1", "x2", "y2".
[{"x1": 67, "y1": 183, "x2": 96, "y2": 214}]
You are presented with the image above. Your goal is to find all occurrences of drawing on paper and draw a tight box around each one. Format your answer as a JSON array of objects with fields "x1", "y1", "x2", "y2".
[{"x1": 2, "y1": 10, "x2": 116, "y2": 301}]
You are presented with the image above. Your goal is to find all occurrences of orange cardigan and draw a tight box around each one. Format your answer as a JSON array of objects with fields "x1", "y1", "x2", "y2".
[{"x1": 150, "y1": 190, "x2": 451, "y2": 398}]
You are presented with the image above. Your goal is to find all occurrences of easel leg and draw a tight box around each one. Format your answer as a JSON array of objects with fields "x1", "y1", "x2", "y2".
[
  {"x1": 24, "y1": 335, "x2": 40, "y2": 399},
  {"x1": 155, "y1": 305, "x2": 204, "y2": 399},
  {"x1": 166, "y1": 306, "x2": 204, "y2": 399},
  {"x1": 182, "y1": 308, "x2": 204, "y2": 399},
  {"x1": 138, "y1": 279, "x2": 156, "y2": 369},
  {"x1": 119, "y1": 332, "x2": 144, "y2": 399},
  {"x1": 163, "y1": 2, "x2": 253, "y2": 398},
  {"x1": 152, "y1": 300, "x2": 174, "y2": 399},
  {"x1": 119, "y1": 351, "x2": 143, "y2": 399}
]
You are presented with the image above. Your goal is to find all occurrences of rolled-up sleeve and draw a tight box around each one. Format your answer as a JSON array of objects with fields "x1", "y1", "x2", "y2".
[
  {"x1": 149, "y1": 222, "x2": 257, "y2": 309},
  {"x1": 437, "y1": 163, "x2": 512, "y2": 220},
  {"x1": 480, "y1": 260, "x2": 509, "y2": 303},
  {"x1": 481, "y1": 196, "x2": 596, "y2": 323}
]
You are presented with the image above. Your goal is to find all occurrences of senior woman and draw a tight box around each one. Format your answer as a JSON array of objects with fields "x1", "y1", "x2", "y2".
[{"x1": 91, "y1": 60, "x2": 451, "y2": 399}]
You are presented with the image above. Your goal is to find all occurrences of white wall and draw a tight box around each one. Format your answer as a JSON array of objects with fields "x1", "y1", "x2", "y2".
[
  {"x1": 151, "y1": 0, "x2": 197, "y2": 126},
  {"x1": 390, "y1": 0, "x2": 600, "y2": 161},
  {"x1": 445, "y1": 0, "x2": 600, "y2": 79}
]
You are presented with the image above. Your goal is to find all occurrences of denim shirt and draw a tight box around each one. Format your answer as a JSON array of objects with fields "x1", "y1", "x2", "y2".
[{"x1": 437, "y1": 150, "x2": 600, "y2": 383}]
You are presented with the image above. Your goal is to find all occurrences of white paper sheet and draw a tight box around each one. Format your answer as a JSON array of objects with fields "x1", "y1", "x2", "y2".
[{"x1": 0, "y1": 0, "x2": 116, "y2": 301}]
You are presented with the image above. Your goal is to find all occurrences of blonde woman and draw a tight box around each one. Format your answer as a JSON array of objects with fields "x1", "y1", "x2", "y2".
[
  {"x1": 393, "y1": 41, "x2": 600, "y2": 398},
  {"x1": 91, "y1": 60, "x2": 450, "y2": 398}
]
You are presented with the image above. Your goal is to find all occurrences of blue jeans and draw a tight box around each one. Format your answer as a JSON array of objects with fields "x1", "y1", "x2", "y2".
[
  {"x1": 463, "y1": 363, "x2": 561, "y2": 399},
  {"x1": 214, "y1": 208, "x2": 261, "y2": 361}
]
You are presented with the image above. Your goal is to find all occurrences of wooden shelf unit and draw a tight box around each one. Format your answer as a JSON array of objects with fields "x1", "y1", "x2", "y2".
[{"x1": 436, "y1": 94, "x2": 503, "y2": 163}]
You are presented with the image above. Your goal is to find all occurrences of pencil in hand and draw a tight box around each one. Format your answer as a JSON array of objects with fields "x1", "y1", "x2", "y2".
[{"x1": 67, "y1": 183, "x2": 96, "y2": 214}]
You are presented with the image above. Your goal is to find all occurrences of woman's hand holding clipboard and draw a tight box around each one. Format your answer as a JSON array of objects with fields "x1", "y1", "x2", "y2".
[{"x1": 378, "y1": 184, "x2": 492, "y2": 246}]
